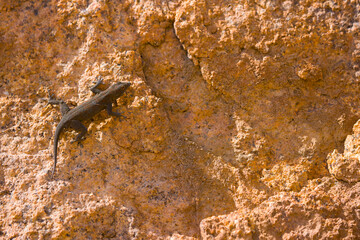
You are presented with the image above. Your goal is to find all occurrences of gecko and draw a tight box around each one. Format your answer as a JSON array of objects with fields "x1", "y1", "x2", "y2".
[{"x1": 47, "y1": 77, "x2": 131, "y2": 178}]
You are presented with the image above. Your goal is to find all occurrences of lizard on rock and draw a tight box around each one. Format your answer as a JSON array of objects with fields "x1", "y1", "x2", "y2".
[{"x1": 48, "y1": 77, "x2": 131, "y2": 178}]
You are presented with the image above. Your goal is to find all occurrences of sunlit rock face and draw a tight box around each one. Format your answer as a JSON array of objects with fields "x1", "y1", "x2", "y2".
[{"x1": 1, "y1": 0, "x2": 359, "y2": 239}]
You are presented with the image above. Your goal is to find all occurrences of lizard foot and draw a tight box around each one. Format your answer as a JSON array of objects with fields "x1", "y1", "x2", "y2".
[{"x1": 91, "y1": 76, "x2": 104, "y2": 94}]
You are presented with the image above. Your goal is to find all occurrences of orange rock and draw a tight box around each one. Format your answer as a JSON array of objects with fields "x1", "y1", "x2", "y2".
[{"x1": 1, "y1": 0, "x2": 359, "y2": 239}]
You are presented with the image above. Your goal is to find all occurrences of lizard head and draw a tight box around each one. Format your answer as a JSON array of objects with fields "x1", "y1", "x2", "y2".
[{"x1": 108, "y1": 81, "x2": 131, "y2": 100}]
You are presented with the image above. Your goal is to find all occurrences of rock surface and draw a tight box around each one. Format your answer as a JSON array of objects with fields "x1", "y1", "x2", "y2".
[
  {"x1": 1, "y1": 0, "x2": 360, "y2": 239},
  {"x1": 327, "y1": 120, "x2": 360, "y2": 183}
]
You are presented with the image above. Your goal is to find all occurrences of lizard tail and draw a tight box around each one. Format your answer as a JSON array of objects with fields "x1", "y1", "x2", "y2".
[{"x1": 52, "y1": 124, "x2": 63, "y2": 178}]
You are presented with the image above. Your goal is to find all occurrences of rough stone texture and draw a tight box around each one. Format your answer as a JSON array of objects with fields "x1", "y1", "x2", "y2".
[
  {"x1": 1, "y1": 0, "x2": 360, "y2": 239},
  {"x1": 327, "y1": 119, "x2": 360, "y2": 183}
]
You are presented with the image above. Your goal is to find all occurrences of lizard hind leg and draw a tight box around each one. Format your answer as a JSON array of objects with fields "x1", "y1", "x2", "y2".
[
  {"x1": 47, "y1": 91, "x2": 71, "y2": 116},
  {"x1": 59, "y1": 101, "x2": 71, "y2": 116},
  {"x1": 69, "y1": 120, "x2": 87, "y2": 142}
]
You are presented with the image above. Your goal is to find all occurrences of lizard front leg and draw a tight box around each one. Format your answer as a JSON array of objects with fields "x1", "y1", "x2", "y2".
[
  {"x1": 90, "y1": 76, "x2": 104, "y2": 94},
  {"x1": 106, "y1": 103, "x2": 125, "y2": 119}
]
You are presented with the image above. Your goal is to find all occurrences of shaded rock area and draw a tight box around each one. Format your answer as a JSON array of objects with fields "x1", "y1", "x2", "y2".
[{"x1": 1, "y1": 0, "x2": 360, "y2": 239}]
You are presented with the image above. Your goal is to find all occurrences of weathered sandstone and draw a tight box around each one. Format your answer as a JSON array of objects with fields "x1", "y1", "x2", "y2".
[{"x1": 1, "y1": 0, "x2": 359, "y2": 239}]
